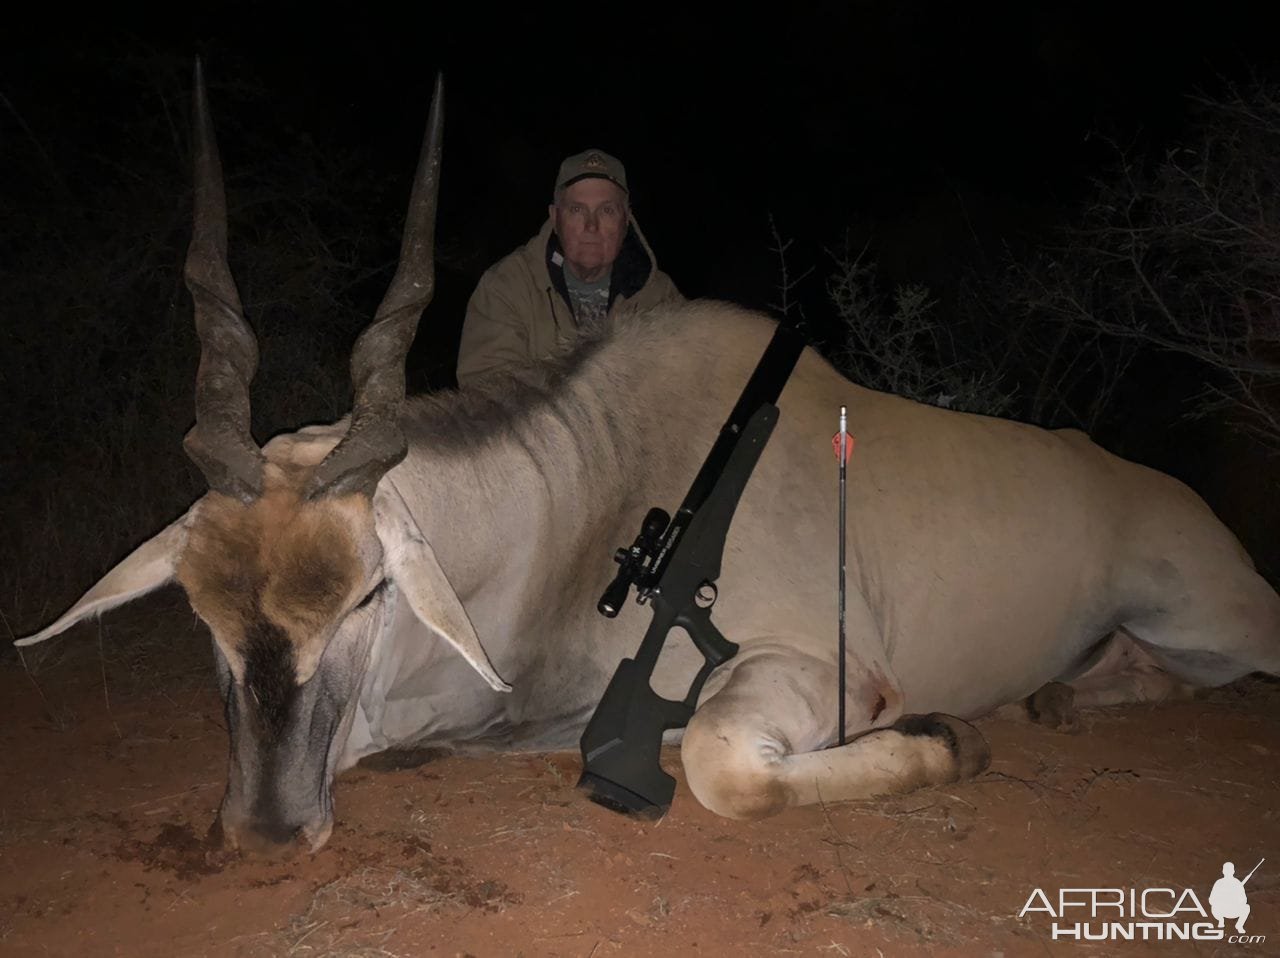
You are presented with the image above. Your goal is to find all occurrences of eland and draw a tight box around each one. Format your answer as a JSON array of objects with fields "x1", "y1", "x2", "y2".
[{"x1": 18, "y1": 67, "x2": 1280, "y2": 853}]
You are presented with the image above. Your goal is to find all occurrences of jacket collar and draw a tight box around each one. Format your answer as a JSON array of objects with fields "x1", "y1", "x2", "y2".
[{"x1": 542, "y1": 218, "x2": 655, "y2": 311}]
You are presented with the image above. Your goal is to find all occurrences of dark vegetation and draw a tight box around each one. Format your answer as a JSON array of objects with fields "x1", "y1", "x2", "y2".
[
  {"x1": 4, "y1": 48, "x2": 1279, "y2": 640},
  {"x1": 825, "y1": 83, "x2": 1280, "y2": 579}
]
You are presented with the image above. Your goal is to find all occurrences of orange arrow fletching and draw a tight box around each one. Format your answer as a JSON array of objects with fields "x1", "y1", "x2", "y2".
[{"x1": 831, "y1": 432, "x2": 854, "y2": 463}]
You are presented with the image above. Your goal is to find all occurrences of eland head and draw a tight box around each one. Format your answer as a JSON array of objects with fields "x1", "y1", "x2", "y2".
[{"x1": 17, "y1": 62, "x2": 510, "y2": 854}]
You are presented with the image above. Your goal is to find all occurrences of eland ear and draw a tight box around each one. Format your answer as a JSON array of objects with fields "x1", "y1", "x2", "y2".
[
  {"x1": 16, "y1": 513, "x2": 193, "y2": 648},
  {"x1": 373, "y1": 483, "x2": 512, "y2": 693}
]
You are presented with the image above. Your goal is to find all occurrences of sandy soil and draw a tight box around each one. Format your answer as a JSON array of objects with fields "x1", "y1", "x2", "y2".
[{"x1": 2, "y1": 589, "x2": 1277, "y2": 958}]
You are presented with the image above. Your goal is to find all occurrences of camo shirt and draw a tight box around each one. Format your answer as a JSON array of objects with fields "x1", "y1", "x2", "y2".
[{"x1": 562, "y1": 266, "x2": 612, "y2": 333}]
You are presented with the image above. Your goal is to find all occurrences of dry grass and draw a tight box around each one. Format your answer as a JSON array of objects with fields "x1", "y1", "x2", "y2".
[{"x1": 257, "y1": 866, "x2": 465, "y2": 958}]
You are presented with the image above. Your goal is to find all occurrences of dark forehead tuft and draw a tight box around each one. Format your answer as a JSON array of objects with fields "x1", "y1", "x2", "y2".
[
  {"x1": 274, "y1": 542, "x2": 354, "y2": 613},
  {"x1": 263, "y1": 506, "x2": 364, "y2": 632},
  {"x1": 179, "y1": 489, "x2": 366, "y2": 643}
]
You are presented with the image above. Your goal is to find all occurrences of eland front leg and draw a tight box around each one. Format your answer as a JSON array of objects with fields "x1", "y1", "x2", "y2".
[{"x1": 680, "y1": 640, "x2": 990, "y2": 819}]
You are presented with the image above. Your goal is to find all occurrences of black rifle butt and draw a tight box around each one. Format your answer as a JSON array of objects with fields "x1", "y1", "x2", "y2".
[{"x1": 577, "y1": 658, "x2": 689, "y2": 818}]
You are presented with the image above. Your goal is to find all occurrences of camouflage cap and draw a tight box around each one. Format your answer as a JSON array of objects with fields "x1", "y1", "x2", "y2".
[{"x1": 555, "y1": 148, "x2": 628, "y2": 193}]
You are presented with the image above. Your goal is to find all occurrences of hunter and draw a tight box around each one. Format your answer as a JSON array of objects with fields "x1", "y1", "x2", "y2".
[{"x1": 456, "y1": 148, "x2": 683, "y2": 385}]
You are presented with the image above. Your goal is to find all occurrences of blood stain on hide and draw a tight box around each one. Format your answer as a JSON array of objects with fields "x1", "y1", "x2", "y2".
[{"x1": 870, "y1": 693, "x2": 888, "y2": 722}]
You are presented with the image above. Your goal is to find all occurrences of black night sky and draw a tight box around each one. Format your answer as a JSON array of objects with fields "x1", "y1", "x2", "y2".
[{"x1": 9, "y1": 5, "x2": 1278, "y2": 335}]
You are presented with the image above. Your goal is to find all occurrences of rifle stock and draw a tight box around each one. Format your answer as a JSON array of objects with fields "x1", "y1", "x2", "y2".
[{"x1": 578, "y1": 401, "x2": 787, "y2": 816}]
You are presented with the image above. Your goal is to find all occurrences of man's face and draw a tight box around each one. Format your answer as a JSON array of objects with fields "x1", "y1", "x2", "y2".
[{"x1": 550, "y1": 178, "x2": 628, "y2": 282}]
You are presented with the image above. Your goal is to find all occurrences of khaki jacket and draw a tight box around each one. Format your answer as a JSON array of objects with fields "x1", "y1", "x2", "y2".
[{"x1": 456, "y1": 216, "x2": 682, "y2": 385}]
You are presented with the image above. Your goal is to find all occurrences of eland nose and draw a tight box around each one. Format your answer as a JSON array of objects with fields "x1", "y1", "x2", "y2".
[{"x1": 219, "y1": 813, "x2": 316, "y2": 859}]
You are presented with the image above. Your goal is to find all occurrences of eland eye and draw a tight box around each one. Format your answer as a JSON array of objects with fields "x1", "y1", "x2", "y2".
[{"x1": 355, "y1": 580, "x2": 387, "y2": 611}]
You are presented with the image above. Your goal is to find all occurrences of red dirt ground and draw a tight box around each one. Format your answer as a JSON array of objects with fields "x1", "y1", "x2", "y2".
[{"x1": 2, "y1": 589, "x2": 1277, "y2": 957}]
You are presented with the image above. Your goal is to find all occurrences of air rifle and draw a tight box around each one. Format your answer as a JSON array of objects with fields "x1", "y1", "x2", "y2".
[{"x1": 577, "y1": 324, "x2": 805, "y2": 817}]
